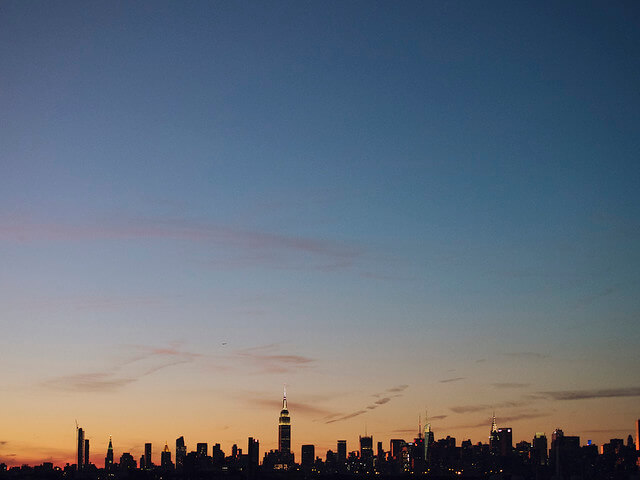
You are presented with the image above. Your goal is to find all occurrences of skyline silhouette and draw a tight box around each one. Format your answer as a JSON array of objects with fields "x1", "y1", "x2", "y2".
[{"x1": 1, "y1": 0, "x2": 639, "y2": 474}]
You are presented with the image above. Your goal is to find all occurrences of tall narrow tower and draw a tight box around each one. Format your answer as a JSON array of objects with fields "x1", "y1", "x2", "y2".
[
  {"x1": 77, "y1": 427, "x2": 85, "y2": 468},
  {"x1": 105, "y1": 436, "x2": 114, "y2": 470},
  {"x1": 489, "y1": 412, "x2": 500, "y2": 454},
  {"x1": 278, "y1": 386, "x2": 291, "y2": 453}
]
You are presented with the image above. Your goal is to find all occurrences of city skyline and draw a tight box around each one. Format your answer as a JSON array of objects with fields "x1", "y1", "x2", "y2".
[
  {"x1": 3, "y1": 392, "x2": 640, "y2": 468},
  {"x1": 1, "y1": 0, "x2": 639, "y2": 470}
]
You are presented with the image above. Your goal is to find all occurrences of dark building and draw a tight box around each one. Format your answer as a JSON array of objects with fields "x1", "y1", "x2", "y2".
[
  {"x1": 489, "y1": 414, "x2": 500, "y2": 455},
  {"x1": 412, "y1": 436, "x2": 425, "y2": 473},
  {"x1": 497, "y1": 427, "x2": 512, "y2": 456},
  {"x1": 278, "y1": 388, "x2": 291, "y2": 454},
  {"x1": 337, "y1": 440, "x2": 347, "y2": 465},
  {"x1": 196, "y1": 443, "x2": 208, "y2": 458},
  {"x1": 77, "y1": 428, "x2": 85, "y2": 469},
  {"x1": 301, "y1": 445, "x2": 315, "y2": 469},
  {"x1": 248, "y1": 437, "x2": 259, "y2": 468},
  {"x1": 360, "y1": 435, "x2": 373, "y2": 468},
  {"x1": 84, "y1": 439, "x2": 90, "y2": 466},
  {"x1": 144, "y1": 443, "x2": 152, "y2": 469},
  {"x1": 161, "y1": 443, "x2": 172, "y2": 469},
  {"x1": 105, "y1": 437, "x2": 114, "y2": 470},
  {"x1": 176, "y1": 436, "x2": 186, "y2": 470},
  {"x1": 390, "y1": 439, "x2": 405, "y2": 462},
  {"x1": 531, "y1": 432, "x2": 548, "y2": 466},
  {"x1": 636, "y1": 419, "x2": 640, "y2": 451},
  {"x1": 119, "y1": 452, "x2": 136, "y2": 471},
  {"x1": 550, "y1": 428, "x2": 581, "y2": 479}
]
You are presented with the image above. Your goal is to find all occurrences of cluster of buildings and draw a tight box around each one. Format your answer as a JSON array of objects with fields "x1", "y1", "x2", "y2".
[{"x1": 1, "y1": 393, "x2": 639, "y2": 479}]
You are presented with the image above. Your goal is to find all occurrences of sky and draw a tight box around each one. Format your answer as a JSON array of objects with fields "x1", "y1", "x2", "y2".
[{"x1": 1, "y1": 0, "x2": 640, "y2": 468}]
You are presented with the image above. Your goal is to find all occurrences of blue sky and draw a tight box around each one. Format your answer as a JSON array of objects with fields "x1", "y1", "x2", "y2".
[{"x1": 1, "y1": 0, "x2": 639, "y2": 465}]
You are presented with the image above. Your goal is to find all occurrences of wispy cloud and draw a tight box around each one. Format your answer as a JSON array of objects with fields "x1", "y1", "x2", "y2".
[
  {"x1": 0, "y1": 218, "x2": 361, "y2": 270},
  {"x1": 249, "y1": 397, "x2": 335, "y2": 417},
  {"x1": 502, "y1": 352, "x2": 548, "y2": 360},
  {"x1": 450, "y1": 399, "x2": 532, "y2": 414},
  {"x1": 233, "y1": 344, "x2": 314, "y2": 374},
  {"x1": 440, "y1": 377, "x2": 465, "y2": 383},
  {"x1": 539, "y1": 386, "x2": 640, "y2": 401},
  {"x1": 451, "y1": 411, "x2": 548, "y2": 429},
  {"x1": 386, "y1": 385, "x2": 409, "y2": 393},
  {"x1": 41, "y1": 344, "x2": 199, "y2": 392},
  {"x1": 492, "y1": 382, "x2": 530, "y2": 389},
  {"x1": 326, "y1": 385, "x2": 409, "y2": 424}
]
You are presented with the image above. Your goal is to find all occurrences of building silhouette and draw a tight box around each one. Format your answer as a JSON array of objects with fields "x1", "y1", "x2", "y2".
[
  {"x1": 144, "y1": 443, "x2": 152, "y2": 470},
  {"x1": 77, "y1": 428, "x2": 84, "y2": 469},
  {"x1": 497, "y1": 427, "x2": 512, "y2": 457},
  {"x1": 175, "y1": 436, "x2": 186, "y2": 470},
  {"x1": 105, "y1": 437, "x2": 114, "y2": 470},
  {"x1": 84, "y1": 439, "x2": 90, "y2": 467},
  {"x1": 161, "y1": 442, "x2": 172, "y2": 469},
  {"x1": 301, "y1": 445, "x2": 315, "y2": 470},
  {"x1": 278, "y1": 387, "x2": 291, "y2": 454},
  {"x1": 196, "y1": 443, "x2": 208, "y2": 458},
  {"x1": 337, "y1": 440, "x2": 346, "y2": 465},
  {"x1": 532, "y1": 432, "x2": 548, "y2": 466}
]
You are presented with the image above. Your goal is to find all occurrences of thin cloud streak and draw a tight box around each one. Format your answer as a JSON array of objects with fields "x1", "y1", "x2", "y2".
[
  {"x1": 41, "y1": 344, "x2": 199, "y2": 392},
  {"x1": 502, "y1": 352, "x2": 548, "y2": 360},
  {"x1": 326, "y1": 386, "x2": 408, "y2": 424},
  {"x1": 440, "y1": 377, "x2": 465, "y2": 383},
  {"x1": 0, "y1": 218, "x2": 361, "y2": 264},
  {"x1": 492, "y1": 383, "x2": 530, "y2": 389},
  {"x1": 540, "y1": 386, "x2": 640, "y2": 401},
  {"x1": 450, "y1": 399, "x2": 532, "y2": 414},
  {"x1": 233, "y1": 344, "x2": 314, "y2": 374}
]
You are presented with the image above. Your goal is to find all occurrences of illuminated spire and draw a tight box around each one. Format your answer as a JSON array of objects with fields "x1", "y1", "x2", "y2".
[
  {"x1": 108, "y1": 436, "x2": 113, "y2": 450},
  {"x1": 491, "y1": 412, "x2": 497, "y2": 433},
  {"x1": 283, "y1": 384, "x2": 287, "y2": 409},
  {"x1": 418, "y1": 414, "x2": 422, "y2": 439},
  {"x1": 163, "y1": 442, "x2": 170, "y2": 453}
]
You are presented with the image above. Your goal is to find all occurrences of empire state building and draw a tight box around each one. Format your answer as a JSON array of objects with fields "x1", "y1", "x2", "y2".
[{"x1": 278, "y1": 388, "x2": 291, "y2": 453}]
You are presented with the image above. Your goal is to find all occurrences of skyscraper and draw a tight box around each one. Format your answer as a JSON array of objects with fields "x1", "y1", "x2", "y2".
[
  {"x1": 532, "y1": 433, "x2": 548, "y2": 466},
  {"x1": 176, "y1": 436, "x2": 186, "y2": 470},
  {"x1": 196, "y1": 443, "x2": 209, "y2": 457},
  {"x1": 278, "y1": 387, "x2": 291, "y2": 454},
  {"x1": 161, "y1": 443, "x2": 172, "y2": 469},
  {"x1": 144, "y1": 443, "x2": 152, "y2": 469},
  {"x1": 84, "y1": 439, "x2": 90, "y2": 466},
  {"x1": 301, "y1": 445, "x2": 315, "y2": 470},
  {"x1": 337, "y1": 440, "x2": 347, "y2": 465},
  {"x1": 498, "y1": 427, "x2": 513, "y2": 457},
  {"x1": 105, "y1": 437, "x2": 114, "y2": 470},
  {"x1": 360, "y1": 435, "x2": 373, "y2": 468},
  {"x1": 77, "y1": 427, "x2": 84, "y2": 469},
  {"x1": 489, "y1": 413, "x2": 500, "y2": 454}
]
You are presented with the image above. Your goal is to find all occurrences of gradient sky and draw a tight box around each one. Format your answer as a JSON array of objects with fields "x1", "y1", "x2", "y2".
[{"x1": 1, "y1": 0, "x2": 640, "y2": 468}]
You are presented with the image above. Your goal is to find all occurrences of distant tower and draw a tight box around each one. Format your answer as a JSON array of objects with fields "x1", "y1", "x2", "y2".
[
  {"x1": 489, "y1": 412, "x2": 500, "y2": 454},
  {"x1": 278, "y1": 386, "x2": 291, "y2": 453},
  {"x1": 77, "y1": 427, "x2": 85, "y2": 468},
  {"x1": 161, "y1": 442, "x2": 172, "y2": 469},
  {"x1": 145, "y1": 443, "x2": 152, "y2": 469},
  {"x1": 424, "y1": 411, "x2": 434, "y2": 466},
  {"x1": 337, "y1": 440, "x2": 347, "y2": 466},
  {"x1": 176, "y1": 436, "x2": 186, "y2": 470},
  {"x1": 359, "y1": 434, "x2": 374, "y2": 469},
  {"x1": 84, "y1": 439, "x2": 90, "y2": 466},
  {"x1": 105, "y1": 436, "x2": 114, "y2": 470}
]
